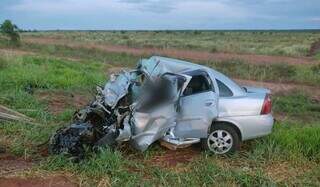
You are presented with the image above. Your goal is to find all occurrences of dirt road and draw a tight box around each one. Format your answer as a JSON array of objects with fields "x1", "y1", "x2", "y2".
[
  {"x1": 0, "y1": 176, "x2": 78, "y2": 187},
  {"x1": 24, "y1": 37, "x2": 319, "y2": 66}
]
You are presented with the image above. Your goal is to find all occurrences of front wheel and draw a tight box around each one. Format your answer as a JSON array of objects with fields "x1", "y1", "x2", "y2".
[{"x1": 201, "y1": 124, "x2": 240, "y2": 155}]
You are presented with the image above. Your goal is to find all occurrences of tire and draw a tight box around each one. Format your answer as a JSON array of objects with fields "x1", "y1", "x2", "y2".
[{"x1": 201, "y1": 123, "x2": 240, "y2": 155}]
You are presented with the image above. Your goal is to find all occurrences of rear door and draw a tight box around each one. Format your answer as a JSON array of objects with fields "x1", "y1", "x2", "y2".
[{"x1": 175, "y1": 70, "x2": 219, "y2": 138}]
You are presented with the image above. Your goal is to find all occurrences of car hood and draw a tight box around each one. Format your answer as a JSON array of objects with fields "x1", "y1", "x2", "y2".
[{"x1": 103, "y1": 71, "x2": 134, "y2": 108}]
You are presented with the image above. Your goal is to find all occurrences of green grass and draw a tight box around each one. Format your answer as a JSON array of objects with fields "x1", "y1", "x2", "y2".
[
  {"x1": 0, "y1": 55, "x2": 106, "y2": 122},
  {"x1": 41, "y1": 148, "x2": 275, "y2": 186},
  {"x1": 250, "y1": 122, "x2": 320, "y2": 161},
  {"x1": 0, "y1": 55, "x2": 107, "y2": 158},
  {"x1": 42, "y1": 149, "x2": 143, "y2": 186},
  {"x1": 273, "y1": 92, "x2": 320, "y2": 122},
  {"x1": 315, "y1": 52, "x2": 320, "y2": 60},
  {"x1": 312, "y1": 63, "x2": 320, "y2": 74},
  {"x1": 0, "y1": 56, "x2": 106, "y2": 91},
  {"x1": 0, "y1": 121, "x2": 56, "y2": 157}
]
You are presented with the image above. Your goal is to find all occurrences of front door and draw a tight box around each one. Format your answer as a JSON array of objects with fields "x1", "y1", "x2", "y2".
[{"x1": 175, "y1": 71, "x2": 218, "y2": 138}]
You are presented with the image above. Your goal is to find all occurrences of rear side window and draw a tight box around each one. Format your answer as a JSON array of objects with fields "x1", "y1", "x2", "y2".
[
  {"x1": 216, "y1": 79, "x2": 233, "y2": 97},
  {"x1": 183, "y1": 75, "x2": 211, "y2": 96}
]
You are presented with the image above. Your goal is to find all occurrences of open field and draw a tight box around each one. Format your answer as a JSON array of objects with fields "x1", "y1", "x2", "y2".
[
  {"x1": 24, "y1": 31, "x2": 320, "y2": 57},
  {"x1": 0, "y1": 31, "x2": 320, "y2": 186}
]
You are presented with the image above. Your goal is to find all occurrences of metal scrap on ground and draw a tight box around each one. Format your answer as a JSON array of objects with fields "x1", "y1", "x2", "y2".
[{"x1": 0, "y1": 105, "x2": 35, "y2": 124}]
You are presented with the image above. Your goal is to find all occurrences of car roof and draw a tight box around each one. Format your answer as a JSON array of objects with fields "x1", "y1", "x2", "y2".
[{"x1": 140, "y1": 56, "x2": 245, "y2": 96}]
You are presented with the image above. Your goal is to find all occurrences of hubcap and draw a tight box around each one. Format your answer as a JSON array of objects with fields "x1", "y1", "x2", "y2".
[{"x1": 207, "y1": 130, "x2": 233, "y2": 154}]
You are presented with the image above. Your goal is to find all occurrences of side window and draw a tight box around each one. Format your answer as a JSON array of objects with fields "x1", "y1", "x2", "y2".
[
  {"x1": 183, "y1": 75, "x2": 212, "y2": 96},
  {"x1": 216, "y1": 79, "x2": 233, "y2": 97}
]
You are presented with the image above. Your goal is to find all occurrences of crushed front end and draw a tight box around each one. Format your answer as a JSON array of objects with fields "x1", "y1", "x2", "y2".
[{"x1": 49, "y1": 57, "x2": 194, "y2": 158}]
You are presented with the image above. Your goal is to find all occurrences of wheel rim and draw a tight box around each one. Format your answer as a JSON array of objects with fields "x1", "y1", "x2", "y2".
[{"x1": 207, "y1": 129, "x2": 233, "y2": 154}]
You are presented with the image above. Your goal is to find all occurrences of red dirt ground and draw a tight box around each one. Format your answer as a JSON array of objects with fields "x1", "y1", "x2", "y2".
[
  {"x1": 0, "y1": 48, "x2": 82, "y2": 63},
  {"x1": 35, "y1": 91, "x2": 91, "y2": 115},
  {"x1": 0, "y1": 144, "x2": 77, "y2": 187},
  {"x1": 149, "y1": 146, "x2": 200, "y2": 168},
  {"x1": 0, "y1": 176, "x2": 78, "y2": 187},
  {"x1": 0, "y1": 48, "x2": 35, "y2": 56},
  {"x1": 0, "y1": 153, "x2": 33, "y2": 176},
  {"x1": 24, "y1": 37, "x2": 319, "y2": 66}
]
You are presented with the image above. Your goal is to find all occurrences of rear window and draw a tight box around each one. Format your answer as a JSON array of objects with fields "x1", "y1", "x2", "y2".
[{"x1": 216, "y1": 79, "x2": 233, "y2": 97}]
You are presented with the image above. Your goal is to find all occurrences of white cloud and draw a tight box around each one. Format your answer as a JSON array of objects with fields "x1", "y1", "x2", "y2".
[
  {"x1": 6, "y1": 0, "x2": 252, "y2": 21},
  {"x1": 8, "y1": 0, "x2": 129, "y2": 14},
  {"x1": 309, "y1": 18, "x2": 320, "y2": 22},
  {"x1": 8, "y1": 0, "x2": 250, "y2": 17},
  {"x1": 175, "y1": 1, "x2": 249, "y2": 19}
]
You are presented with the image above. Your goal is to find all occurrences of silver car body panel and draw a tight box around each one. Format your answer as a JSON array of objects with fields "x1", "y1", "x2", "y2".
[
  {"x1": 130, "y1": 103, "x2": 178, "y2": 151},
  {"x1": 103, "y1": 70, "x2": 133, "y2": 108},
  {"x1": 128, "y1": 71, "x2": 191, "y2": 151},
  {"x1": 108, "y1": 56, "x2": 274, "y2": 150},
  {"x1": 216, "y1": 114, "x2": 274, "y2": 140},
  {"x1": 175, "y1": 91, "x2": 218, "y2": 138},
  {"x1": 218, "y1": 93, "x2": 265, "y2": 117},
  {"x1": 244, "y1": 86, "x2": 271, "y2": 94}
]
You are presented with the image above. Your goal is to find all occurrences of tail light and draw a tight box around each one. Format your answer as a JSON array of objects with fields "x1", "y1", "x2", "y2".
[{"x1": 261, "y1": 94, "x2": 272, "y2": 115}]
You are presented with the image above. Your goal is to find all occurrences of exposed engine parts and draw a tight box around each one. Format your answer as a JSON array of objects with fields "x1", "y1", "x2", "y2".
[{"x1": 49, "y1": 57, "x2": 193, "y2": 157}]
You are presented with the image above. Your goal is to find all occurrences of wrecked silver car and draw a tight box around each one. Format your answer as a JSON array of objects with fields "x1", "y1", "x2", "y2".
[{"x1": 49, "y1": 56, "x2": 274, "y2": 158}]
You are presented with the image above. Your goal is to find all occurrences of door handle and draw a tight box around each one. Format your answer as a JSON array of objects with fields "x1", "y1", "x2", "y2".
[
  {"x1": 205, "y1": 102, "x2": 214, "y2": 106},
  {"x1": 205, "y1": 99, "x2": 215, "y2": 106}
]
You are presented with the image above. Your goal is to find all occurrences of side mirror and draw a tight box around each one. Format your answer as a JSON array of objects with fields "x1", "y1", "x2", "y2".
[
  {"x1": 96, "y1": 86, "x2": 103, "y2": 95},
  {"x1": 109, "y1": 74, "x2": 117, "y2": 82},
  {"x1": 132, "y1": 80, "x2": 141, "y2": 86},
  {"x1": 95, "y1": 86, "x2": 104, "y2": 102}
]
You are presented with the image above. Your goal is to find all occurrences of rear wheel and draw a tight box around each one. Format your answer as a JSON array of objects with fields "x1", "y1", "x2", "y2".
[{"x1": 202, "y1": 123, "x2": 240, "y2": 155}]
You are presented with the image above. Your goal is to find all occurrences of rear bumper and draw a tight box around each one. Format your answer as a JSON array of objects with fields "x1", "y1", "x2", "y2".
[{"x1": 217, "y1": 114, "x2": 274, "y2": 141}]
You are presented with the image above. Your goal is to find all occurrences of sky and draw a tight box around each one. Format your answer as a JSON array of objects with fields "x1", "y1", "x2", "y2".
[{"x1": 0, "y1": 0, "x2": 319, "y2": 30}]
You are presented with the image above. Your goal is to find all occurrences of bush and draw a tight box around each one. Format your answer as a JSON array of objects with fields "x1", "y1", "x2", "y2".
[
  {"x1": 193, "y1": 30, "x2": 202, "y2": 35},
  {"x1": 185, "y1": 44, "x2": 197, "y2": 49},
  {"x1": 209, "y1": 60, "x2": 297, "y2": 82},
  {"x1": 122, "y1": 35, "x2": 129, "y2": 40},
  {"x1": 272, "y1": 92, "x2": 320, "y2": 124},
  {"x1": 210, "y1": 47, "x2": 218, "y2": 53},
  {"x1": 267, "y1": 63, "x2": 297, "y2": 81},
  {"x1": 311, "y1": 63, "x2": 320, "y2": 74},
  {"x1": 0, "y1": 20, "x2": 20, "y2": 46}
]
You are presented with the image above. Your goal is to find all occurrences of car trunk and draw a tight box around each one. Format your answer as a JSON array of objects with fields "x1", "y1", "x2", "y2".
[{"x1": 242, "y1": 86, "x2": 271, "y2": 94}]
